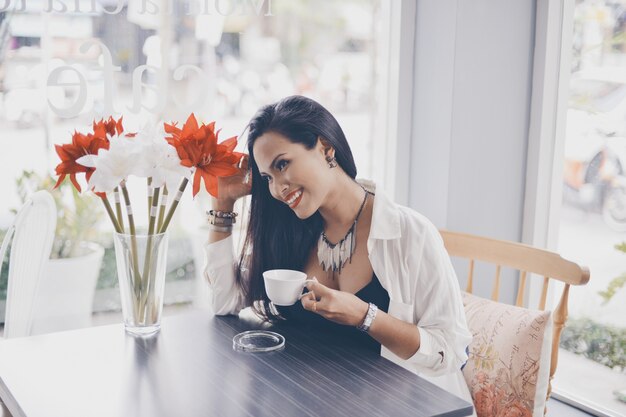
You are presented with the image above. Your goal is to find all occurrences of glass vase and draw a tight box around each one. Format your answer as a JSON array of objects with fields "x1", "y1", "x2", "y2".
[{"x1": 113, "y1": 232, "x2": 168, "y2": 336}]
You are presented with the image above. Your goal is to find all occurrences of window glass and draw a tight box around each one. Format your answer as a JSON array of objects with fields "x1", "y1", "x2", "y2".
[
  {"x1": 0, "y1": 0, "x2": 384, "y2": 325},
  {"x1": 556, "y1": 1, "x2": 626, "y2": 414}
]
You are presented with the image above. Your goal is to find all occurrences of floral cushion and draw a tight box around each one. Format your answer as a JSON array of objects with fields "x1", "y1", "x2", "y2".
[{"x1": 461, "y1": 292, "x2": 553, "y2": 417}]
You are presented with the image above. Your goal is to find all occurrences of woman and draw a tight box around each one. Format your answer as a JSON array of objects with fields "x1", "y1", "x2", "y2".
[{"x1": 204, "y1": 95, "x2": 473, "y2": 402}]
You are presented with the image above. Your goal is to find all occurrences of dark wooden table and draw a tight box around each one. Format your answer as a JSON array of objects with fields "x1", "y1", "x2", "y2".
[{"x1": 0, "y1": 311, "x2": 473, "y2": 417}]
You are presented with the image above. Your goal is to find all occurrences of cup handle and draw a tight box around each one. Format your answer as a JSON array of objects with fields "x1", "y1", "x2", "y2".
[{"x1": 298, "y1": 277, "x2": 316, "y2": 299}]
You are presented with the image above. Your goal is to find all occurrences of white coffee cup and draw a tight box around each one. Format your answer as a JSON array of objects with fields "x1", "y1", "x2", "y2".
[{"x1": 263, "y1": 269, "x2": 312, "y2": 306}]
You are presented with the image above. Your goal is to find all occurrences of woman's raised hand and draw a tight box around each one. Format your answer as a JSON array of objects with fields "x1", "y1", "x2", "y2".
[
  {"x1": 213, "y1": 155, "x2": 252, "y2": 210},
  {"x1": 300, "y1": 278, "x2": 369, "y2": 327}
]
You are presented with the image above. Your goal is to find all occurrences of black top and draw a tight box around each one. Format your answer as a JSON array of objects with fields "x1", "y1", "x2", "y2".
[{"x1": 276, "y1": 273, "x2": 390, "y2": 352}]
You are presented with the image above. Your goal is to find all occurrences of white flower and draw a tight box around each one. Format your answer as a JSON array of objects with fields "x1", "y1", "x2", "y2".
[
  {"x1": 131, "y1": 122, "x2": 191, "y2": 191},
  {"x1": 77, "y1": 135, "x2": 142, "y2": 193},
  {"x1": 75, "y1": 123, "x2": 190, "y2": 194}
]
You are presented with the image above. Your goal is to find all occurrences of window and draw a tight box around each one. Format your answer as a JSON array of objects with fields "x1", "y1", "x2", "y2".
[
  {"x1": 0, "y1": 0, "x2": 388, "y2": 327},
  {"x1": 552, "y1": 1, "x2": 626, "y2": 414}
]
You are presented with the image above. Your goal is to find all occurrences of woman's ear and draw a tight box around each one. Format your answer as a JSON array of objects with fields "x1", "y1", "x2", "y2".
[{"x1": 317, "y1": 136, "x2": 335, "y2": 158}]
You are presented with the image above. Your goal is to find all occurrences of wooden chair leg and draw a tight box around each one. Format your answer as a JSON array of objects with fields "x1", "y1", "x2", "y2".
[{"x1": 546, "y1": 284, "x2": 570, "y2": 415}]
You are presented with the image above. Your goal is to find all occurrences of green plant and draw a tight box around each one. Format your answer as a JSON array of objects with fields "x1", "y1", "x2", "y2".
[
  {"x1": 560, "y1": 318, "x2": 626, "y2": 371},
  {"x1": 598, "y1": 241, "x2": 626, "y2": 304},
  {"x1": 14, "y1": 170, "x2": 103, "y2": 259}
]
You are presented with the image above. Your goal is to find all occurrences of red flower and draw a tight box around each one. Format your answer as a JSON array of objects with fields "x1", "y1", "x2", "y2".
[
  {"x1": 54, "y1": 131, "x2": 109, "y2": 192},
  {"x1": 53, "y1": 116, "x2": 126, "y2": 193},
  {"x1": 165, "y1": 113, "x2": 243, "y2": 198},
  {"x1": 93, "y1": 116, "x2": 124, "y2": 139}
]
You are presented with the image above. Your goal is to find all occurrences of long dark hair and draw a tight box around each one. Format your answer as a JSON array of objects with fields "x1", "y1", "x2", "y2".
[{"x1": 237, "y1": 95, "x2": 357, "y2": 321}]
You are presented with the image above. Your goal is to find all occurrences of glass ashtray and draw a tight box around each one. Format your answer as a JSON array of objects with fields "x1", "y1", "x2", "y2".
[{"x1": 233, "y1": 330, "x2": 285, "y2": 353}]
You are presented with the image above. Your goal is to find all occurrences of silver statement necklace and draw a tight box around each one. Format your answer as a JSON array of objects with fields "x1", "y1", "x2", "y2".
[{"x1": 317, "y1": 187, "x2": 370, "y2": 274}]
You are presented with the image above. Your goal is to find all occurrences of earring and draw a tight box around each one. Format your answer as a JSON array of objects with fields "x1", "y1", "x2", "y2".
[{"x1": 326, "y1": 155, "x2": 338, "y2": 169}]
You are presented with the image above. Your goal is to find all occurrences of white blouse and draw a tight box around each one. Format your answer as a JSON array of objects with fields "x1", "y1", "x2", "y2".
[{"x1": 203, "y1": 180, "x2": 474, "y2": 404}]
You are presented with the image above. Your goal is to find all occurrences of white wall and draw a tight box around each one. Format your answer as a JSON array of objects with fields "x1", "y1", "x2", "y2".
[{"x1": 409, "y1": 0, "x2": 537, "y2": 300}]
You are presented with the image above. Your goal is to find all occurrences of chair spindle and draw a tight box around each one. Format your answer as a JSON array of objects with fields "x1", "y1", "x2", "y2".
[
  {"x1": 515, "y1": 271, "x2": 527, "y2": 307},
  {"x1": 466, "y1": 259, "x2": 475, "y2": 293},
  {"x1": 539, "y1": 276, "x2": 550, "y2": 310},
  {"x1": 491, "y1": 265, "x2": 501, "y2": 301}
]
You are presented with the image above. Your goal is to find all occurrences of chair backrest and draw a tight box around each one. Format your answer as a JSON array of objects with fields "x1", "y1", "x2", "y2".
[
  {"x1": 0, "y1": 191, "x2": 56, "y2": 338},
  {"x1": 439, "y1": 229, "x2": 590, "y2": 410}
]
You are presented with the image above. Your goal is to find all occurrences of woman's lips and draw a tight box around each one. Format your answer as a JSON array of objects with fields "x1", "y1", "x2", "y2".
[
  {"x1": 284, "y1": 189, "x2": 303, "y2": 209},
  {"x1": 290, "y1": 191, "x2": 303, "y2": 209}
]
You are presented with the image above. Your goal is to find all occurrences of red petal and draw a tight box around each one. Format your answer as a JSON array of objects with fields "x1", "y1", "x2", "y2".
[
  {"x1": 192, "y1": 128, "x2": 207, "y2": 141},
  {"x1": 164, "y1": 122, "x2": 180, "y2": 134},
  {"x1": 198, "y1": 168, "x2": 218, "y2": 198},
  {"x1": 69, "y1": 174, "x2": 82, "y2": 193},
  {"x1": 54, "y1": 144, "x2": 66, "y2": 159},
  {"x1": 220, "y1": 136, "x2": 238, "y2": 152},
  {"x1": 180, "y1": 159, "x2": 194, "y2": 168},
  {"x1": 182, "y1": 114, "x2": 199, "y2": 137},
  {"x1": 93, "y1": 123, "x2": 106, "y2": 140},
  {"x1": 54, "y1": 174, "x2": 66, "y2": 189},
  {"x1": 116, "y1": 116, "x2": 124, "y2": 135},
  {"x1": 204, "y1": 172, "x2": 219, "y2": 198},
  {"x1": 205, "y1": 162, "x2": 239, "y2": 176},
  {"x1": 192, "y1": 169, "x2": 202, "y2": 197}
]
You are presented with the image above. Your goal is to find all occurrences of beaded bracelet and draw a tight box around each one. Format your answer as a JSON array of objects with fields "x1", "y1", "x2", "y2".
[
  {"x1": 207, "y1": 210, "x2": 238, "y2": 226},
  {"x1": 208, "y1": 210, "x2": 238, "y2": 219}
]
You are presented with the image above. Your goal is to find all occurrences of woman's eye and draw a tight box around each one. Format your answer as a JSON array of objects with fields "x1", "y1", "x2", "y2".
[
  {"x1": 276, "y1": 160, "x2": 289, "y2": 172},
  {"x1": 262, "y1": 175, "x2": 272, "y2": 183}
]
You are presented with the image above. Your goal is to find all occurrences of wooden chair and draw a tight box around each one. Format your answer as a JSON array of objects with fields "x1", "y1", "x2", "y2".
[{"x1": 439, "y1": 230, "x2": 590, "y2": 408}]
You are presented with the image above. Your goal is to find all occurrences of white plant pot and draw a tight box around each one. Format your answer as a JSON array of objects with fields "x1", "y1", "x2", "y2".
[{"x1": 31, "y1": 242, "x2": 104, "y2": 335}]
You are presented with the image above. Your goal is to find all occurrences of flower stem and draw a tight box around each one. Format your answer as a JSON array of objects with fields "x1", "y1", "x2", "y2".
[
  {"x1": 158, "y1": 177, "x2": 188, "y2": 233},
  {"x1": 120, "y1": 181, "x2": 141, "y2": 300},
  {"x1": 147, "y1": 187, "x2": 160, "y2": 236},
  {"x1": 147, "y1": 177, "x2": 153, "y2": 220},
  {"x1": 139, "y1": 186, "x2": 160, "y2": 323},
  {"x1": 114, "y1": 187, "x2": 124, "y2": 233},
  {"x1": 100, "y1": 195, "x2": 122, "y2": 233},
  {"x1": 157, "y1": 185, "x2": 168, "y2": 232},
  {"x1": 143, "y1": 239, "x2": 162, "y2": 326}
]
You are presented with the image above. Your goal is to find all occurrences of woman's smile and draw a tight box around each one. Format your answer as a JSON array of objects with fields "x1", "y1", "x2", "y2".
[{"x1": 284, "y1": 188, "x2": 303, "y2": 209}]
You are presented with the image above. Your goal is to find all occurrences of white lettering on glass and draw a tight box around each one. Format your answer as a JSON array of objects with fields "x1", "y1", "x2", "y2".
[
  {"x1": 47, "y1": 66, "x2": 87, "y2": 118},
  {"x1": 127, "y1": 65, "x2": 165, "y2": 114},
  {"x1": 102, "y1": 0, "x2": 125, "y2": 15},
  {"x1": 79, "y1": 40, "x2": 121, "y2": 116},
  {"x1": 141, "y1": 0, "x2": 159, "y2": 15},
  {"x1": 215, "y1": 0, "x2": 237, "y2": 16},
  {"x1": 244, "y1": 0, "x2": 273, "y2": 16},
  {"x1": 172, "y1": 65, "x2": 208, "y2": 112},
  {"x1": 44, "y1": 0, "x2": 68, "y2": 13}
]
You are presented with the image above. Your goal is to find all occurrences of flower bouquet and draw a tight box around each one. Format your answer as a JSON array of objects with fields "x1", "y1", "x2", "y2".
[{"x1": 54, "y1": 114, "x2": 244, "y2": 335}]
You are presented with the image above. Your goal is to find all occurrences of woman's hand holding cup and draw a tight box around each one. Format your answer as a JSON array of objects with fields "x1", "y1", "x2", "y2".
[{"x1": 300, "y1": 279, "x2": 369, "y2": 327}]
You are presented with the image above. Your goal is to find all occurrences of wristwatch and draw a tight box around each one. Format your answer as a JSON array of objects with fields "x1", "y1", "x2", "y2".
[{"x1": 357, "y1": 303, "x2": 378, "y2": 332}]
